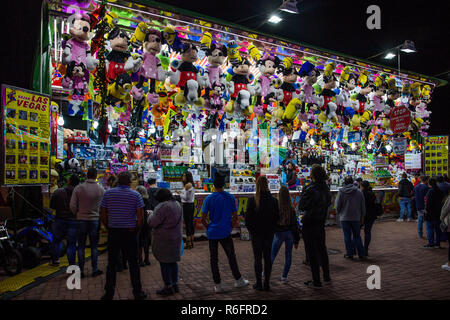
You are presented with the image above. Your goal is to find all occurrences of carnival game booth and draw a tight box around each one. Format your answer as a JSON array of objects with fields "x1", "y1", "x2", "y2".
[{"x1": 9, "y1": 0, "x2": 446, "y2": 236}]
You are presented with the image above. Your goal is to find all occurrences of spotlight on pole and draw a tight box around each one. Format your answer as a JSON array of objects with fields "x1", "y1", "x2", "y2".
[
  {"x1": 268, "y1": 15, "x2": 282, "y2": 23},
  {"x1": 384, "y1": 52, "x2": 396, "y2": 59}
]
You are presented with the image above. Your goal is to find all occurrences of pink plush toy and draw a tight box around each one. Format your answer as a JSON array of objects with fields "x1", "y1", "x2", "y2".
[{"x1": 62, "y1": 13, "x2": 98, "y2": 71}]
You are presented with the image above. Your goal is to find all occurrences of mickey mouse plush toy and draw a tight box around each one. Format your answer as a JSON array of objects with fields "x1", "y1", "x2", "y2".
[
  {"x1": 225, "y1": 58, "x2": 255, "y2": 117},
  {"x1": 170, "y1": 43, "x2": 207, "y2": 110},
  {"x1": 105, "y1": 27, "x2": 141, "y2": 83}
]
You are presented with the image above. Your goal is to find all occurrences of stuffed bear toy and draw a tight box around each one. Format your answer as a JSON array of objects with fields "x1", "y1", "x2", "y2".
[
  {"x1": 62, "y1": 13, "x2": 98, "y2": 71},
  {"x1": 105, "y1": 27, "x2": 141, "y2": 83},
  {"x1": 131, "y1": 28, "x2": 166, "y2": 104}
]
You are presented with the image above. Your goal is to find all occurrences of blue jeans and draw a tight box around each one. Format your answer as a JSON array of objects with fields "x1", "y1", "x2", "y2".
[
  {"x1": 399, "y1": 197, "x2": 412, "y2": 219},
  {"x1": 426, "y1": 220, "x2": 441, "y2": 247},
  {"x1": 77, "y1": 220, "x2": 100, "y2": 273},
  {"x1": 341, "y1": 221, "x2": 365, "y2": 257},
  {"x1": 417, "y1": 210, "x2": 425, "y2": 237},
  {"x1": 52, "y1": 218, "x2": 78, "y2": 265},
  {"x1": 271, "y1": 231, "x2": 294, "y2": 278},
  {"x1": 160, "y1": 262, "x2": 178, "y2": 286}
]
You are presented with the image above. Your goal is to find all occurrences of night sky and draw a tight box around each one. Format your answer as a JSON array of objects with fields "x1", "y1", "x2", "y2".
[{"x1": 1, "y1": 0, "x2": 449, "y2": 134}]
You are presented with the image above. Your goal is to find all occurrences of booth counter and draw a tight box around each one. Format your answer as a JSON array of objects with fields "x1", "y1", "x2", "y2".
[{"x1": 189, "y1": 187, "x2": 400, "y2": 236}]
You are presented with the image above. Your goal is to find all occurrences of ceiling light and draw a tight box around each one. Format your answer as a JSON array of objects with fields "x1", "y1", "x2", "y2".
[
  {"x1": 280, "y1": 0, "x2": 299, "y2": 14},
  {"x1": 92, "y1": 121, "x2": 98, "y2": 129},
  {"x1": 268, "y1": 15, "x2": 282, "y2": 24},
  {"x1": 400, "y1": 40, "x2": 417, "y2": 53},
  {"x1": 384, "y1": 52, "x2": 396, "y2": 59},
  {"x1": 57, "y1": 116, "x2": 64, "y2": 126}
]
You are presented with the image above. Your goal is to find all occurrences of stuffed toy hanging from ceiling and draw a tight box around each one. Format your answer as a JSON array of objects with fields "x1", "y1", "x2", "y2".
[
  {"x1": 131, "y1": 28, "x2": 167, "y2": 105},
  {"x1": 170, "y1": 43, "x2": 208, "y2": 112},
  {"x1": 105, "y1": 27, "x2": 142, "y2": 83},
  {"x1": 62, "y1": 13, "x2": 98, "y2": 71},
  {"x1": 161, "y1": 26, "x2": 184, "y2": 53},
  {"x1": 224, "y1": 57, "x2": 256, "y2": 118},
  {"x1": 254, "y1": 53, "x2": 283, "y2": 120}
]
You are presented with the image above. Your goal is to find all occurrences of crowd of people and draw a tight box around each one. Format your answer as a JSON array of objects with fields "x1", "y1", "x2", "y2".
[
  {"x1": 49, "y1": 165, "x2": 450, "y2": 300},
  {"x1": 396, "y1": 173, "x2": 450, "y2": 261}
]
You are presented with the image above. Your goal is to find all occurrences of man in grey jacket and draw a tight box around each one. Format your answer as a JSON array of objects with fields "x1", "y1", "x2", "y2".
[
  {"x1": 335, "y1": 176, "x2": 366, "y2": 259},
  {"x1": 70, "y1": 167, "x2": 105, "y2": 277}
]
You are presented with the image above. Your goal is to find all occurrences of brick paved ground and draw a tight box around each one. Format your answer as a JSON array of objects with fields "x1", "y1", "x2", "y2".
[{"x1": 12, "y1": 219, "x2": 450, "y2": 300}]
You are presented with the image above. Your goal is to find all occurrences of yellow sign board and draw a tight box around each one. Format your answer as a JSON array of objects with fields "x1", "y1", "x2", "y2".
[
  {"x1": 423, "y1": 136, "x2": 449, "y2": 177},
  {"x1": 1, "y1": 85, "x2": 51, "y2": 186}
]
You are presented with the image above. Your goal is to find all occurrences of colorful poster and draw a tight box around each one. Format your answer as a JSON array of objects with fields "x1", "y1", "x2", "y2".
[
  {"x1": 1, "y1": 85, "x2": 51, "y2": 186},
  {"x1": 423, "y1": 136, "x2": 449, "y2": 177},
  {"x1": 405, "y1": 153, "x2": 422, "y2": 170},
  {"x1": 392, "y1": 137, "x2": 407, "y2": 155}
]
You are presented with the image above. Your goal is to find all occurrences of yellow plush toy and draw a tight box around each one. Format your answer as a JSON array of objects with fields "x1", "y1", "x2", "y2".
[
  {"x1": 247, "y1": 44, "x2": 261, "y2": 62},
  {"x1": 283, "y1": 98, "x2": 302, "y2": 122},
  {"x1": 200, "y1": 32, "x2": 212, "y2": 49},
  {"x1": 130, "y1": 22, "x2": 149, "y2": 49}
]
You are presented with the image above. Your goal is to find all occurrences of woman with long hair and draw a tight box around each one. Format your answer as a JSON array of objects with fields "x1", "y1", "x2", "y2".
[
  {"x1": 178, "y1": 171, "x2": 195, "y2": 249},
  {"x1": 136, "y1": 186, "x2": 152, "y2": 266},
  {"x1": 148, "y1": 188, "x2": 183, "y2": 295},
  {"x1": 271, "y1": 186, "x2": 300, "y2": 282},
  {"x1": 298, "y1": 164, "x2": 331, "y2": 288},
  {"x1": 245, "y1": 176, "x2": 279, "y2": 291},
  {"x1": 424, "y1": 178, "x2": 445, "y2": 248}
]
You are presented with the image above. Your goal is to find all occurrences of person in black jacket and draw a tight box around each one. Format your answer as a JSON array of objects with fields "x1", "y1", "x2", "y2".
[
  {"x1": 397, "y1": 173, "x2": 414, "y2": 221},
  {"x1": 245, "y1": 176, "x2": 279, "y2": 291},
  {"x1": 271, "y1": 186, "x2": 300, "y2": 282},
  {"x1": 298, "y1": 164, "x2": 331, "y2": 288},
  {"x1": 424, "y1": 178, "x2": 445, "y2": 248},
  {"x1": 360, "y1": 181, "x2": 378, "y2": 257}
]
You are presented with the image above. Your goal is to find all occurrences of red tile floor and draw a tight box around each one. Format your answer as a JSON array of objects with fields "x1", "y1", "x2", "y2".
[{"x1": 12, "y1": 219, "x2": 450, "y2": 300}]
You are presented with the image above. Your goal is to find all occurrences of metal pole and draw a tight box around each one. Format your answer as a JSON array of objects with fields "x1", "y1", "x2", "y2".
[
  {"x1": 398, "y1": 47, "x2": 401, "y2": 75},
  {"x1": 40, "y1": 0, "x2": 43, "y2": 93}
]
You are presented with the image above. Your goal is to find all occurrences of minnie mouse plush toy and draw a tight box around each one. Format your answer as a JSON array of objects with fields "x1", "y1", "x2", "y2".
[
  {"x1": 131, "y1": 28, "x2": 167, "y2": 104},
  {"x1": 62, "y1": 13, "x2": 98, "y2": 71}
]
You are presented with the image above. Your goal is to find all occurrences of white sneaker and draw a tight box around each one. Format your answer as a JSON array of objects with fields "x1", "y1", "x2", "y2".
[
  {"x1": 396, "y1": 218, "x2": 403, "y2": 222},
  {"x1": 441, "y1": 264, "x2": 450, "y2": 271},
  {"x1": 214, "y1": 283, "x2": 224, "y2": 293},
  {"x1": 407, "y1": 218, "x2": 412, "y2": 222},
  {"x1": 234, "y1": 277, "x2": 249, "y2": 288},
  {"x1": 281, "y1": 276, "x2": 288, "y2": 283}
]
